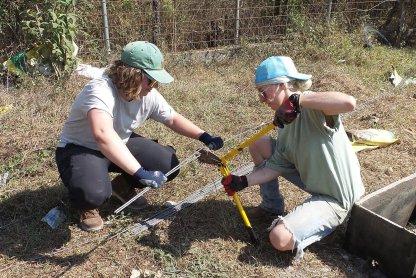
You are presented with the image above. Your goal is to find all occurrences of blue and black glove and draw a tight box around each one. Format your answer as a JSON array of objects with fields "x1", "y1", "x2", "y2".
[
  {"x1": 198, "y1": 132, "x2": 224, "y2": 150},
  {"x1": 133, "y1": 167, "x2": 167, "y2": 189}
]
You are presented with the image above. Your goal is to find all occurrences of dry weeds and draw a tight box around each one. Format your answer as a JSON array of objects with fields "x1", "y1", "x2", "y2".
[{"x1": 0, "y1": 32, "x2": 415, "y2": 277}]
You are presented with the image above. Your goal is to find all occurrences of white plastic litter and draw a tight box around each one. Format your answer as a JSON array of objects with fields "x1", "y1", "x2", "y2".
[
  {"x1": 75, "y1": 63, "x2": 106, "y2": 79},
  {"x1": 350, "y1": 129, "x2": 398, "y2": 153},
  {"x1": 130, "y1": 269, "x2": 141, "y2": 278},
  {"x1": 130, "y1": 268, "x2": 162, "y2": 278},
  {"x1": 42, "y1": 207, "x2": 66, "y2": 229},
  {"x1": 0, "y1": 172, "x2": 9, "y2": 187},
  {"x1": 164, "y1": 200, "x2": 177, "y2": 207},
  {"x1": 351, "y1": 129, "x2": 398, "y2": 146}
]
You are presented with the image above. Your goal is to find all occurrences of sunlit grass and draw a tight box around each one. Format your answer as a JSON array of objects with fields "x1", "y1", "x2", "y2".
[{"x1": 0, "y1": 26, "x2": 415, "y2": 277}]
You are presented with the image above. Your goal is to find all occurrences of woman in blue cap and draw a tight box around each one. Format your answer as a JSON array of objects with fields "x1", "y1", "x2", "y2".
[
  {"x1": 56, "y1": 41, "x2": 223, "y2": 232},
  {"x1": 221, "y1": 56, "x2": 364, "y2": 259}
]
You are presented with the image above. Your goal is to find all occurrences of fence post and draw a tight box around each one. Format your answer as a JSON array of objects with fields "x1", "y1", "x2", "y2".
[
  {"x1": 101, "y1": 0, "x2": 111, "y2": 55},
  {"x1": 326, "y1": 0, "x2": 333, "y2": 24},
  {"x1": 173, "y1": 3, "x2": 177, "y2": 52},
  {"x1": 152, "y1": 0, "x2": 161, "y2": 45},
  {"x1": 234, "y1": 0, "x2": 241, "y2": 44}
]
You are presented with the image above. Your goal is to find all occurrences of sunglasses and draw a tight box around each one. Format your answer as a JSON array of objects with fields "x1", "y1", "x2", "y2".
[{"x1": 258, "y1": 90, "x2": 275, "y2": 102}]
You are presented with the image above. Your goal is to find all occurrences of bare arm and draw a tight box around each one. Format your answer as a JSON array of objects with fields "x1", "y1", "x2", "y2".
[
  {"x1": 299, "y1": 91, "x2": 356, "y2": 115},
  {"x1": 246, "y1": 167, "x2": 280, "y2": 186},
  {"x1": 87, "y1": 108, "x2": 140, "y2": 175},
  {"x1": 164, "y1": 112, "x2": 205, "y2": 139}
]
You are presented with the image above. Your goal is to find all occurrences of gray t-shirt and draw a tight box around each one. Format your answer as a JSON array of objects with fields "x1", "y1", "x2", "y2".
[
  {"x1": 58, "y1": 75, "x2": 175, "y2": 150},
  {"x1": 265, "y1": 93, "x2": 364, "y2": 210}
]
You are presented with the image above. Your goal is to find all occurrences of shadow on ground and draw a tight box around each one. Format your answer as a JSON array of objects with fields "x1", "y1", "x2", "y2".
[
  {"x1": 136, "y1": 198, "x2": 382, "y2": 276},
  {"x1": 138, "y1": 199, "x2": 291, "y2": 269},
  {"x1": 0, "y1": 184, "x2": 168, "y2": 271},
  {"x1": 0, "y1": 184, "x2": 380, "y2": 276},
  {"x1": 0, "y1": 185, "x2": 86, "y2": 267},
  {"x1": 310, "y1": 222, "x2": 388, "y2": 277}
]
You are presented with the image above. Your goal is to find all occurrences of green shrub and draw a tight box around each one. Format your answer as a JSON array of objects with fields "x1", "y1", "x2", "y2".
[{"x1": 21, "y1": 0, "x2": 77, "y2": 76}]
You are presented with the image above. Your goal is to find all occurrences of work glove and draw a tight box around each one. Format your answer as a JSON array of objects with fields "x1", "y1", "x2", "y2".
[
  {"x1": 133, "y1": 167, "x2": 167, "y2": 189},
  {"x1": 198, "y1": 132, "x2": 224, "y2": 150},
  {"x1": 273, "y1": 93, "x2": 301, "y2": 128},
  {"x1": 221, "y1": 174, "x2": 248, "y2": 196}
]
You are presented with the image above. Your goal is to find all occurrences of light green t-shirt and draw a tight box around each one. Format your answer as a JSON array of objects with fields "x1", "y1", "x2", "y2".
[{"x1": 265, "y1": 103, "x2": 365, "y2": 210}]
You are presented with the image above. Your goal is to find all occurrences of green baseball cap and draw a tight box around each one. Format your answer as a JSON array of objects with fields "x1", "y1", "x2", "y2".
[{"x1": 121, "y1": 41, "x2": 174, "y2": 84}]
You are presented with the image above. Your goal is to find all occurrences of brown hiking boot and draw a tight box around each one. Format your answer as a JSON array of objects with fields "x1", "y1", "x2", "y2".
[
  {"x1": 79, "y1": 209, "x2": 104, "y2": 232},
  {"x1": 111, "y1": 175, "x2": 148, "y2": 211}
]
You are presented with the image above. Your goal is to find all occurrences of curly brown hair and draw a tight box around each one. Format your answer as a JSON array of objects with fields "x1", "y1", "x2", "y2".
[{"x1": 106, "y1": 60, "x2": 144, "y2": 100}]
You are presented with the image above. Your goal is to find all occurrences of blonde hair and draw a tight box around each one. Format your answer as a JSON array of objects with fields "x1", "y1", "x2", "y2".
[
  {"x1": 291, "y1": 79, "x2": 312, "y2": 92},
  {"x1": 106, "y1": 60, "x2": 144, "y2": 100}
]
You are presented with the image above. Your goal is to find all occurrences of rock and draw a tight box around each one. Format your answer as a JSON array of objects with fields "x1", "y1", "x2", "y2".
[
  {"x1": 384, "y1": 167, "x2": 393, "y2": 176},
  {"x1": 130, "y1": 269, "x2": 141, "y2": 278},
  {"x1": 359, "y1": 114, "x2": 379, "y2": 125},
  {"x1": 342, "y1": 253, "x2": 350, "y2": 260}
]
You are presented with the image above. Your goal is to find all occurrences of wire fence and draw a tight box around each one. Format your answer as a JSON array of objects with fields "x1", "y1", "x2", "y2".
[
  {"x1": 0, "y1": 0, "x2": 395, "y2": 60},
  {"x1": 74, "y1": 0, "x2": 395, "y2": 58}
]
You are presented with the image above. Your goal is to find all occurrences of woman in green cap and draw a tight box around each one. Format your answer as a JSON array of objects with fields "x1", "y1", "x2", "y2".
[
  {"x1": 221, "y1": 56, "x2": 364, "y2": 260},
  {"x1": 56, "y1": 41, "x2": 223, "y2": 232}
]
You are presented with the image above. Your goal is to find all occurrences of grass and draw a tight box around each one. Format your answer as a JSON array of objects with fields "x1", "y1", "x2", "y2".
[{"x1": 0, "y1": 26, "x2": 415, "y2": 277}]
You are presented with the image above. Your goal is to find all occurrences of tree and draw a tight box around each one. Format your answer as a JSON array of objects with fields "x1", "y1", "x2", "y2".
[{"x1": 380, "y1": 0, "x2": 416, "y2": 47}]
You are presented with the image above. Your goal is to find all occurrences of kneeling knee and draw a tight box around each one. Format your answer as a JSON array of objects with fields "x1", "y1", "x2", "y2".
[
  {"x1": 248, "y1": 139, "x2": 264, "y2": 156},
  {"x1": 269, "y1": 224, "x2": 294, "y2": 251},
  {"x1": 70, "y1": 187, "x2": 111, "y2": 209},
  {"x1": 85, "y1": 191, "x2": 110, "y2": 209},
  {"x1": 166, "y1": 152, "x2": 180, "y2": 181}
]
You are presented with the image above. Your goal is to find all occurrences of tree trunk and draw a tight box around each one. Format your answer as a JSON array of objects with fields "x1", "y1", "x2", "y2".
[{"x1": 380, "y1": 0, "x2": 416, "y2": 47}]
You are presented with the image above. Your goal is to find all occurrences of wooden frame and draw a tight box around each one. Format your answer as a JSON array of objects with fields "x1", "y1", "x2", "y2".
[{"x1": 345, "y1": 173, "x2": 416, "y2": 277}]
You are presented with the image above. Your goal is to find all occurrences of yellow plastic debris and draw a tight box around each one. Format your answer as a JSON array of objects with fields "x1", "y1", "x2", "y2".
[
  {"x1": 0, "y1": 105, "x2": 12, "y2": 116},
  {"x1": 350, "y1": 129, "x2": 398, "y2": 152},
  {"x1": 3, "y1": 59, "x2": 23, "y2": 75}
]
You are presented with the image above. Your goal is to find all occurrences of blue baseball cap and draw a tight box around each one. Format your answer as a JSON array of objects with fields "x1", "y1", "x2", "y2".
[{"x1": 255, "y1": 56, "x2": 311, "y2": 86}]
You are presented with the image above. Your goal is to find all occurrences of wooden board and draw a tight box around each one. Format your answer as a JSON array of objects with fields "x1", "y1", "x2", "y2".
[
  {"x1": 358, "y1": 173, "x2": 416, "y2": 226},
  {"x1": 345, "y1": 173, "x2": 416, "y2": 278},
  {"x1": 346, "y1": 204, "x2": 416, "y2": 277}
]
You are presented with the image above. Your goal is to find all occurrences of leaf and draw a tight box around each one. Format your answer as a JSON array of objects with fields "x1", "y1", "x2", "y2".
[
  {"x1": 58, "y1": 0, "x2": 75, "y2": 6},
  {"x1": 16, "y1": 1, "x2": 78, "y2": 77},
  {"x1": 49, "y1": 9, "x2": 57, "y2": 21}
]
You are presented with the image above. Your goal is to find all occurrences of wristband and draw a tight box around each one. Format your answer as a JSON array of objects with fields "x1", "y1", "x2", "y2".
[
  {"x1": 231, "y1": 175, "x2": 248, "y2": 192},
  {"x1": 198, "y1": 132, "x2": 211, "y2": 144},
  {"x1": 133, "y1": 167, "x2": 145, "y2": 180}
]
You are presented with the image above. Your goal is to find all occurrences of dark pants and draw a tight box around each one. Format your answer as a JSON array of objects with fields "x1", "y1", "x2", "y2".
[{"x1": 55, "y1": 133, "x2": 180, "y2": 210}]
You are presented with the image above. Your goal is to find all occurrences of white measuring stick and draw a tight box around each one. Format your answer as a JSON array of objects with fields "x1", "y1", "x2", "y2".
[
  {"x1": 114, "y1": 187, "x2": 151, "y2": 214},
  {"x1": 114, "y1": 149, "x2": 203, "y2": 214}
]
